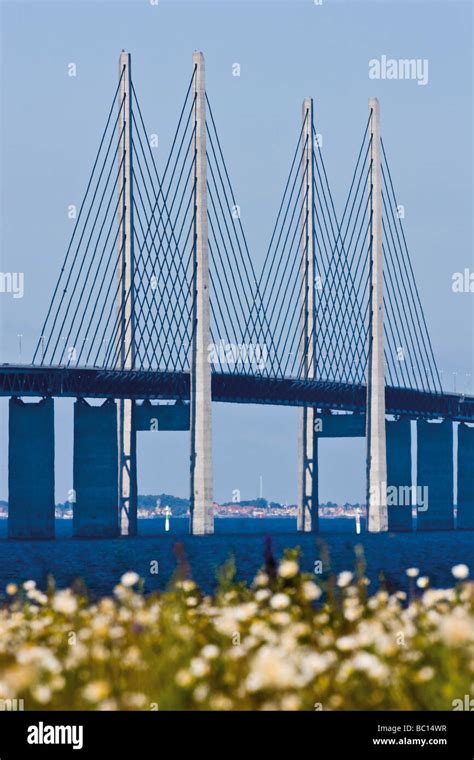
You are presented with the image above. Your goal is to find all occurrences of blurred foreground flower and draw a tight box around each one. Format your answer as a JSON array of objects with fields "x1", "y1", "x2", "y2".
[
  {"x1": 0, "y1": 551, "x2": 472, "y2": 711},
  {"x1": 452, "y1": 564, "x2": 469, "y2": 580}
]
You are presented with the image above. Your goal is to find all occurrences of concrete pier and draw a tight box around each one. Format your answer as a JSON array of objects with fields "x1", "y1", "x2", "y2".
[
  {"x1": 135, "y1": 401, "x2": 190, "y2": 431},
  {"x1": 73, "y1": 399, "x2": 119, "y2": 538},
  {"x1": 366, "y1": 97, "x2": 388, "y2": 533},
  {"x1": 386, "y1": 417, "x2": 412, "y2": 532},
  {"x1": 298, "y1": 409, "x2": 319, "y2": 531},
  {"x1": 297, "y1": 97, "x2": 318, "y2": 532},
  {"x1": 457, "y1": 422, "x2": 474, "y2": 529},
  {"x1": 189, "y1": 51, "x2": 214, "y2": 535},
  {"x1": 117, "y1": 51, "x2": 137, "y2": 536},
  {"x1": 417, "y1": 419, "x2": 454, "y2": 530},
  {"x1": 8, "y1": 398, "x2": 55, "y2": 539}
]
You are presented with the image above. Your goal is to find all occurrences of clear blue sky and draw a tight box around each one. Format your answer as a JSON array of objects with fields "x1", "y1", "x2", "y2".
[{"x1": 0, "y1": 0, "x2": 472, "y2": 504}]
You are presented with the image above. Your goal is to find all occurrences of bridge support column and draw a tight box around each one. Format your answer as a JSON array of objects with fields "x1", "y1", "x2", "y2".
[
  {"x1": 417, "y1": 419, "x2": 454, "y2": 530},
  {"x1": 8, "y1": 398, "x2": 55, "y2": 539},
  {"x1": 117, "y1": 50, "x2": 137, "y2": 536},
  {"x1": 386, "y1": 418, "x2": 412, "y2": 531},
  {"x1": 297, "y1": 97, "x2": 319, "y2": 532},
  {"x1": 118, "y1": 399, "x2": 137, "y2": 536},
  {"x1": 73, "y1": 399, "x2": 119, "y2": 537},
  {"x1": 457, "y1": 423, "x2": 474, "y2": 529},
  {"x1": 189, "y1": 51, "x2": 214, "y2": 535},
  {"x1": 366, "y1": 97, "x2": 388, "y2": 532},
  {"x1": 298, "y1": 409, "x2": 319, "y2": 531}
]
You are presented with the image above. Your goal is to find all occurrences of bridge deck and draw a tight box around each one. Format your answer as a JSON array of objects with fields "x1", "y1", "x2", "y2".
[{"x1": 0, "y1": 365, "x2": 472, "y2": 421}]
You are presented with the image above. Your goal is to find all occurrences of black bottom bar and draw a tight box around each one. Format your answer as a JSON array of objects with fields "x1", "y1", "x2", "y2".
[{"x1": 0, "y1": 710, "x2": 472, "y2": 757}]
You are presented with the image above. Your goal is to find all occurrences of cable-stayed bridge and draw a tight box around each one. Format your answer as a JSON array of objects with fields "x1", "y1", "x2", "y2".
[{"x1": 1, "y1": 51, "x2": 473, "y2": 538}]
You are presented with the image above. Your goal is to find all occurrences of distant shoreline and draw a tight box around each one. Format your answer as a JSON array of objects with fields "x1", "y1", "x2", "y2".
[
  {"x1": 0, "y1": 514, "x2": 361, "y2": 521},
  {"x1": 0, "y1": 514, "x2": 360, "y2": 521}
]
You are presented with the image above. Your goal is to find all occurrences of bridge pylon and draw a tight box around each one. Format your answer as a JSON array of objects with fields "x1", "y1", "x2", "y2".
[
  {"x1": 366, "y1": 97, "x2": 388, "y2": 532},
  {"x1": 116, "y1": 51, "x2": 138, "y2": 536},
  {"x1": 189, "y1": 51, "x2": 214, "y2": 535},
  {"x1": 297, "y1": 97, "x2": 319, "y2": 533}
]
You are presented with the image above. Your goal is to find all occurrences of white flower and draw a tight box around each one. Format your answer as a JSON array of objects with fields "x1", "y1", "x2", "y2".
[
  {"x1": 416, "y1": 666, "x2": 434, "y2": 682},
  {"x1": 426, "y1": 609, "x2": 441, "y2": 625},
  {"x1": 406, "y1": 567, "x2": 419, "y2": 578},
  {"x1": 98, "y1": 699, "x2": 118, "y2": 711},
  {"x1": 52, "y1": 590, "x2": 77, "y2": 615},
  {"x1": 175, "y1": 669, "x2": 193, "y2": 687},
  {"x1": 350, "y1": 652, "x2": 389, "y2": 681},
  {"x1": 416, "y1": 576, "x2": 429, "y2": 589},
  {"x1": 270, "y1": 593, "x2": 290, "y2": 610},
  {"x1": 190, "y1": 658, "x2": 209, "y2": 678},
  {"x1": 337, "y1": 571, "x2": 353, "y2": 588},
  {"x1": 175, "y1": 579, "x2": 196, "y2": 592},
  {"x1": 451, "y1": 564, "x2": 469, "y2": 580},
  {"x1": 439, "y1": 612, "x2": 472, "y2": 646},
  {"x1": 271, "y1": 612, "x2": 291, "y2": 626},
  {"x1": 83, "y1": 681, "x2": 109, "y2": 703},
  {"x1": 278, "y1": 559, "x2": 299, "y2": 579},
  {"x1": 301, "y1": 581, "x2": 322, "y2": 601},
  {"x1": 27, "y1": 589, "x2": 48, "y2": 605},
  {"x1": 336, "y1": 635, "x2": 357, "y2": 652},
  {"x1": 246, "y1": 645, "x2": 297, "y2": 691},
  {"x1": 201, "y1": 644, "x2": 219, "y2": 660},
  {"x1": 23, "y1": 580, "x2": 36, "y2": 591},
  {"x1": 255, "y1": 589, "x2": 271, "y2": 602},
  {"x1": 64, "y1": 642, "x2": 88, "y2": 670},
  {"x1": 214, "y1": 608, "x2": 240, "y2": 636},
  {"x1": 254, "y1": 572, "x2": 269, "y2": 587},
  {"x1": 0, "y1": 681, "x2": 13, "y2": 700},
  {"x1": 123, "y1": 692, "x2": 147, "y2": 708},
  {"x1": 50, "y1": 675, "x2": 65, "y2": 692},
  {"x1": 344, "y1": 603, "x2": 362, "y2": 622},
  {"x1": 227, "y1": 646, "x2": 245, "y2": 660},
  {"x1": 17, "y1": 646, "x2": 61, "y2": 674},
  {"x1": 31, "y1": 684, "x2": 52, "y2": 704},
  {"x1": 193, "y1": 684, "x2": 209, "y2": 702},
  {"x1": 121, "y1": 571, "x2": 139, "y2": 587},
  {"x1": 235, "y1": 602, "x2": 258, "y2": 621},
  {"x1": 280, "y1": 694, "x2": 300, "y2": 710},
  {"x1": 302, "y1": 651, "x2": 336, "y2": 678},
  {"x1": 250, "y1": 621, "x2": 276, "y2": 642},
  {"x1": 422, "y1": 588, "x2": 455, "y2": 606},
  {"x1": 290, "y1": 622, "x2": 311, "y2": 638},
  {"x1": 210, "y1": 694, "x2": 233, "y2": 710}
]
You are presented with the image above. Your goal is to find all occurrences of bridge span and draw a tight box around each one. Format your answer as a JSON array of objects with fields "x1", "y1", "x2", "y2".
[
  {"x1": 1, "y1": 365, "x2": 473, "y2": 421},
  {"x1": 2, "y1": 50, "x2": 473, "y2": 539}
]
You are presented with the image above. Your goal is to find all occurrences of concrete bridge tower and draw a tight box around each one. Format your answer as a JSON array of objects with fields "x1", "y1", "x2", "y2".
[
  {"x1": 366, "y1": 97, "x2": 388, "y2": 532},
  {"x1": 297, "y1": 97, "x2": 318, "y2": 532},
  {"x1": 117, "y1": 51, "x2": 138, "y2": 536},
  {"x1": 189, "y1": 51, "x2": 214, "y2": 534}
]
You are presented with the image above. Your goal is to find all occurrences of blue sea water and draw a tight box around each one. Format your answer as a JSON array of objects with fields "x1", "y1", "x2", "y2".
[{"x1": 0, "y1": 518, "x2": 472, "y2": 596}]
